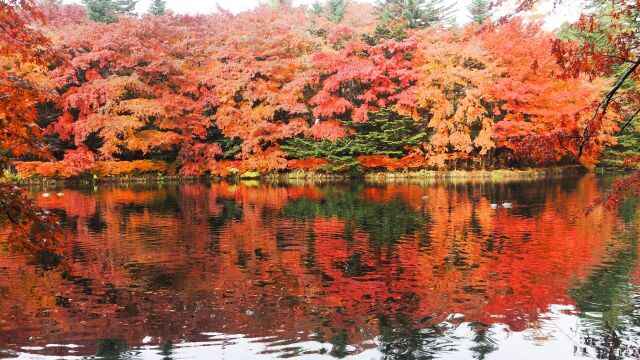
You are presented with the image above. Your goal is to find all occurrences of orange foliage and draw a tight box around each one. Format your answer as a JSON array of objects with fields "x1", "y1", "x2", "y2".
[
  {"x1": 357, "y1": 155, "x2": 403, "y2": 171},
  {"x1": 309, "y1": 119, "x2": 351, "y2": 141},
  {"x1": 396, "y1": 22, "x2": 615, "y2": 169},
  {"x1": 95, "y1": 160, "x2": 172, "y2": 176},
  {"x1": 287, "y1": 158, "x2": 329, "y2": 171},
  {"x1": 16, "y1": 159, "x2": 171, "y2": 178},
  {"x1": 481, "y1": 20, "x2": 618, "y2": 167}
]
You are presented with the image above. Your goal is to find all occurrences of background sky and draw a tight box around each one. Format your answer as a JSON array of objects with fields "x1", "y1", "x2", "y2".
[{"x1": 63, "y1": 0, "x2": 587, "y2": 29}]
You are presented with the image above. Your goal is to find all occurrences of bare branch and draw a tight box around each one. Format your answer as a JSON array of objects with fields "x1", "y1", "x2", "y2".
[
  {"x1": 617, "y1": 108, "x2": 640, "y2": 134},
  {"x1": 578, "y1": 57, "x2": 640, "y2": 158}
]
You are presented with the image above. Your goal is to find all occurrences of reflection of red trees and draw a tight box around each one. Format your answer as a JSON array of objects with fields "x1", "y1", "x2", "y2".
[{"x1": 0, "y1": 176, "x2": 634, "y2": 356}]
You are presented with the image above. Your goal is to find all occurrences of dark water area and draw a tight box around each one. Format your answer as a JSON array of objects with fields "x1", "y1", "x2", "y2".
[{"x1": 1, "y1": 174, "x2": 639, "y2": 359}]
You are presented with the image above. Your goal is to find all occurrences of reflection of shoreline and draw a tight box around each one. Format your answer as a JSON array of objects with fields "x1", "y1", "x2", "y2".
[{"x1": 0, "y1": 176, "x2": 638, "y2": 358}]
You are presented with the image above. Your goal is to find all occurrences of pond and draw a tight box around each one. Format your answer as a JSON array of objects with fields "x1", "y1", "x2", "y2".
[{"x1": 1, "y1": 174, "x2": 639, "y2": 359}]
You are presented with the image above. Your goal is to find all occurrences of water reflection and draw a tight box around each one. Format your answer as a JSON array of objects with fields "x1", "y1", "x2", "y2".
[{"x1": 0, "y1": 174, "x2": 639, "y2": 359}]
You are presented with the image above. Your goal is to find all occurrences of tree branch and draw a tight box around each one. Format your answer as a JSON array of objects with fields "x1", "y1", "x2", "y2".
[
  {"x1": 601, "y1": 58, "x2": 640, "y2": 119},
  {"x1": 578, "y1": 57, "x2": 640, "y2": 158},
  {"x1": 617, "y1": 108, "x2": 640, "y2": 134}
]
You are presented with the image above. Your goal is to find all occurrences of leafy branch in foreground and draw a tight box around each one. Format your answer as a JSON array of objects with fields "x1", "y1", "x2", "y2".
[
  {"x1": 0, "y1": 184, "x2": 63, "y2": 255},
  {"x1": 1, "y1": 0, "x2": 64, "y2": 258}
]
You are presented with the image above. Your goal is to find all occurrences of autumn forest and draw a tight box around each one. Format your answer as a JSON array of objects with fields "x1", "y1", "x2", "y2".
[{"x1": 3, "y1": 0, "x2": 638, "y2": 181}]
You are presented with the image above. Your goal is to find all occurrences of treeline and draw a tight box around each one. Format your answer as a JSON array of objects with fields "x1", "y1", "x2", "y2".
[{"x1": 9, "y1": 0, "x2": 631, "y2": 178}]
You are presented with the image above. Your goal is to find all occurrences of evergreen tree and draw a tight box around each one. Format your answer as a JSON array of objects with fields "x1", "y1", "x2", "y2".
[
  {"x1": 375, "y1": 0, "x2": 456, "y2": 29},
  {"x1": 282, "y1": 109, "x2": 428, "y2": 173},
  {"x1": 326, "y1": 0, "x2": 346, "y2": 23},
  {"x1": 83, "y1": 0, "x2": 118, "y2": 23},
  {"x1": 468, "y1": 0, "x2": 489, "y2": 24},
  {"x1": 310, "y1": 0, "x2": 324, "y2": 16},
  {"x1": 115, "y1": 0, "x2": 137, "y2": 14},
  {"x1": 269, "y1": 0, "x2": 292, "y2": 8},
  {"x1": 148, "y1": 0, "x2": 166, "y2": 15},
  {"x1": 423, "y1": 0, "x2": 456, "y2": 27}
]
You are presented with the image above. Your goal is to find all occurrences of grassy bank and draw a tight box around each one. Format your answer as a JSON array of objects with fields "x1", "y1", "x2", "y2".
[
  {"x1": 8, "y1": 165, "x2": 590, "y2": 187},
  {"x1": 365, "y1": 166, "x2": 587, "y2": 182},
  {"x1": 269, "y1": 166, "x2": 588, "y2": 185},
  {"x1": 13, "y1": 174, "x2": 203, "y2": 187}
]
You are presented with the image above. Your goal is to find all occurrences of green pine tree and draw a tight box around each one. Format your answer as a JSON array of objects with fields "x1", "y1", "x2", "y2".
[
  {"x1": 269, "y1": 0, "x2": 292, "y2": 8},
  {"x1": 375, "y1": 0, "x2": 456, "y2": 29},
  {"x1": 468, "y1": 0, "x2": 490, "y2": 24},
  {"x1": 326, "y1": 0, "x2": 346, "y2": 23},
  {"x1": 83, "y1": 0, "x2": 118, "y2": 23},
  {"x1": 422, "y1": 0, "x2": 456, "y2": 27},
  {"x1": 148, "y1": 0, "x2": 166, "y2": 15},
  {"x1": 115, "y1": 0, "x2": 137, "y2": 14},
  {"x1": 310, "y1": 0, "x2": 324, "y2": 16},
  {"x1": 282, "y1": 109, "x2": 428, "y2": 173}
]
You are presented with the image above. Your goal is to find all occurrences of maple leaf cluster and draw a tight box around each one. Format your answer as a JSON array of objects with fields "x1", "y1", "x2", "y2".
[{"x1": 1, "y1": 0, "x2": 63, "y2": 254}]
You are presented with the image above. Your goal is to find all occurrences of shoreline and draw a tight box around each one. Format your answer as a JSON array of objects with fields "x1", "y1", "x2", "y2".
[
  {"x1": 279, "y1": 165, "x2": 588, "y2": 183},
  {"x1": 11, "y1": 165, "x2": 591, "y2": 187}
]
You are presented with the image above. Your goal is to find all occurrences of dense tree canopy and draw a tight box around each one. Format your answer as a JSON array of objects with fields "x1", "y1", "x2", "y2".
[{"x1": 0, "y1": 0, "x2": 636, "y2": 189}]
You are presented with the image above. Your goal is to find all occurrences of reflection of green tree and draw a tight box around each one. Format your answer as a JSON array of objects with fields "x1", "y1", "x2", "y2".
[
  {"x1": 95, "y1": 339, "x2": 128, "y2": 359},
  {"x1": 334, "y1": 252, "x2": 375, "y2": 277},
  {"x1": 569, "y1": 199, "x2": 640, "y2": 355},
  {"x1": 378, "y1": 312, "x2": 428, "y2": 360},
  {"x1": 468, "y1": 323, "x2": 497, "y2": 360},
  {"x1": 328, "y1": 327, "x2": 350, "y2": 358},
  {"x1": 207, "y1": 198, "x2": 244, "y2": 229},
  {"x1": 159, "y1": 340, "x2": 173, "y2": 360},
  {"x1": 376, "y1": 316, "x2": 496, "y2": 360},
  {"x1": 282, "y1": 188, "x2": 424, "y2": 245},
  {"x1": 570, "y1": 245, "x2": 637, "y2": 328},
  {"x1": 207, "y1": 198, "x2": 243, "y2": 256},
  {"x1": 377, "y1": 311, "x2": 449, "y2": 360}
]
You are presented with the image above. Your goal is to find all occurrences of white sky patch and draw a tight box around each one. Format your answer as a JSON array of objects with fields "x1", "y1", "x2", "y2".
[
  {"x1": 62, "y1": 0, "x2": 583, "y2": 29},
  {"x1": 533, "y1": 0, "x2": 588, "y2": 30}
]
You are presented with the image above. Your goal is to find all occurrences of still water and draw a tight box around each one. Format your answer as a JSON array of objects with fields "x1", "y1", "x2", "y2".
[{"x1": 1, "y1": 174, "x2": 639, "y2": 359}]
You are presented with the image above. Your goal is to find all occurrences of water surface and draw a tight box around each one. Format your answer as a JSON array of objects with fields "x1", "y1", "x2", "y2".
[{"x1": 1, "y1": 174, "x2": 639, "y2": 359}]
